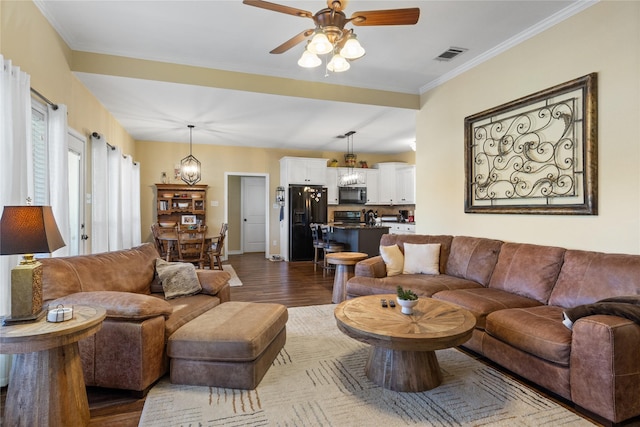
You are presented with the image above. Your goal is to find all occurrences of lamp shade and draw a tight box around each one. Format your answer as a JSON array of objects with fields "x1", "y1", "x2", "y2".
[
  {"x1": 340, "y1": 35, "x2": 365, "y2": 60},
  {"x1": 307, "y1": 31, "x2": 333, "y2": 55},
  {"x1": 298, "y1": 49, "x2": 322, "y2": 68},
  {"x1": 0, "y1": 206, "x2": 65, "y2": 255},
  {"x1": 327, "y1": 53, "x2": 350, "y2": 72}
]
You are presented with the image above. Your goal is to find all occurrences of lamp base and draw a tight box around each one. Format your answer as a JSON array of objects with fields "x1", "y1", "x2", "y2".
[{"x1": 2, "y1": 307, "x2": 47, "y2": 326}]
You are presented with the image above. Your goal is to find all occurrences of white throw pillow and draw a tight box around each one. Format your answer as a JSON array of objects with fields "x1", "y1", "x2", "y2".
[
  {"x1": 379, "y1": 244, "x2": 404, "y2": 277},
  {"x1": 403, "y1": 243, "x2": 441, "y2": 275}
]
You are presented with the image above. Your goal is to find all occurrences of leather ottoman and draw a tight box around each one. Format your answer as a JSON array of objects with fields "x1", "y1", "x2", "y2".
[{"x1": 167, "y1": 301, "x2": 288, "y2": 389}]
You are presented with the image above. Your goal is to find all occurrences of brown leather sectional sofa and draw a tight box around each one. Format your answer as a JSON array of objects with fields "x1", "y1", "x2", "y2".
[
  {"x1": 41, "y1": 243, "x2": 230, "y2": 395},
  {"x1": 346, "y1": 234, "x2": 640, "y2": 424}
]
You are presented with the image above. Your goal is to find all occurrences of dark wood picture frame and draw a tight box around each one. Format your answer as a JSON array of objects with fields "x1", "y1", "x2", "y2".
[{"x1": 464, "y1": 73, "x2": 598, "y2": 215}]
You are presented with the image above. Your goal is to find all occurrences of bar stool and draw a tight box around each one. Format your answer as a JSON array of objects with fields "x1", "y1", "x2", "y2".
[
  {"x1": 320, "y1": 225, "x2": 345, "y2": 274},
  {"x1": 310, "y1": 223, "x2": 325, "y2": 272}
]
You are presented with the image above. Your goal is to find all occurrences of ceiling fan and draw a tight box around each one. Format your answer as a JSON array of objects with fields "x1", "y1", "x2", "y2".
[{"x1": 243, "y1": 0, "x2": 420, "y2": 72}]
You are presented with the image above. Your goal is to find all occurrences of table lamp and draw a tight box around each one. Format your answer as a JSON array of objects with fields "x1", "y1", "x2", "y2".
[{"x1": 0, "y1": 205, "x2": 65, "y2": 325}]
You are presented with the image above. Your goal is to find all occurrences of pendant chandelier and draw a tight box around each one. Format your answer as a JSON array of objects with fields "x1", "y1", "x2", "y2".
[
  {"x1": 180, "y1": 125, "x2": 201, "y2": 186},
  {"x1": 341, "y1": 130, "x2": 359, "y2": 186}
]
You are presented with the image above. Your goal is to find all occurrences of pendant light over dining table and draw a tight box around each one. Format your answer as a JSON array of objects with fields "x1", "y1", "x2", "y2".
[{"x1": 180, "y1": 125, "x2": 201, "y2": 186}]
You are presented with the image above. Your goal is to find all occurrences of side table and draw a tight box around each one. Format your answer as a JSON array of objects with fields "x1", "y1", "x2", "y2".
[
  {"x1": 326, "y1": 252, "x2": 368, "y2": 303},
  {"x1": 0, "y1": 305, "x2": 106, "y2": 426}
]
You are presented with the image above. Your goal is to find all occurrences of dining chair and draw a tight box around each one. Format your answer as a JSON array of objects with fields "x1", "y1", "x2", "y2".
[
  {"x1": 319, "y1": 224, "x2": 345, "y2": 274},
  {"x1": 208, "y1": 223, "x2": 228, "y2": 270},
  {"x1": 310, "y1": 223, "x2": 325, "y2": 272},
  {"x1": 151, "y1": 223, "x2": 170, "y2": 260},
  {"x1": 175, "y1": 225, "x2": 208, "y2": 269}
]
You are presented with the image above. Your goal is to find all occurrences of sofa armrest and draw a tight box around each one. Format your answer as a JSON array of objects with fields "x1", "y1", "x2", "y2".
[
  {"x1": 570, "y1": 315, "x2": 640, "y2": 423},
  {"x1": 49, "y1": 291, "x2": 173, "y2": 320},
  {"x1": 354, "y1": 255, "x2": 387, "y2": 278},
  {"x1": 196, "y1": 270, "x2": 231, "y2": 302}
]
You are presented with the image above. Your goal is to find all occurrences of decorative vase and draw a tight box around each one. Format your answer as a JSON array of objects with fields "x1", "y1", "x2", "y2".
[{"x1": 397, "y1": 298, "x2": 418, "y2": 315}]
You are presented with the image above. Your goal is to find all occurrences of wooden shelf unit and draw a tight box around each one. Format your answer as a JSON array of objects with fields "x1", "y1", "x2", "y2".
[{"x1": 156, "y1": 184, "x2": 207, "y2": 227}]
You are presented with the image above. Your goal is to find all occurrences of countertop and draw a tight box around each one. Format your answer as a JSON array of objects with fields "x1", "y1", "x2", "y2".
[{"x1": 329, "y1": 223, "x2": 390, "y2": 230}]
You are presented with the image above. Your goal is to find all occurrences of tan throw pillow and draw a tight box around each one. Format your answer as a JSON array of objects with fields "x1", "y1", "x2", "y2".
[
  {"x1": 155, "y1": 258, "x2": 202, "y2": 299},
  {"x1": 380, "y1": 244, "x2": 404, "y2": 277},
  {"x1": 403, "y1": 243, "x2": 441, "y2": 275}
]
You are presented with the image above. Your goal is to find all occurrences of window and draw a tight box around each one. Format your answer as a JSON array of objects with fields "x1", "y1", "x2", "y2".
[{"x1": 31, "y1": 100, "x2": 49, "y2": 205}]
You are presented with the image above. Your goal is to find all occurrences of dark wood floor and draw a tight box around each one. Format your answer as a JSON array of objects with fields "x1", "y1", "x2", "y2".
[{"x1": 1, "y1": 253, "x2": 635, "y2": 426}]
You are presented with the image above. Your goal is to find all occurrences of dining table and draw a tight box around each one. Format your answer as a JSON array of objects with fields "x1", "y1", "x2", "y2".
[{"x1": 155, "y1": 229, "x2": 219, "y2": 262}]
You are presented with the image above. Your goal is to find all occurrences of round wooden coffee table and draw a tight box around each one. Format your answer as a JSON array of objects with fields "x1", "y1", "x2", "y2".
[
  {"x1": 0, "y1": 305, "x2": 106, "y2": 426},
  {"x1": 334, "y1": 294, "x2": 476, "y2": 392},
  {"x1": 326, "y1": 252, "x2": 368, "y2": 303}
]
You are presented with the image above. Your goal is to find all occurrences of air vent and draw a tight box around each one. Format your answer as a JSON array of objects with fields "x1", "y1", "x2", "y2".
[{"x1": 435, "y1": 47, "x2": 468, "y2": 61}]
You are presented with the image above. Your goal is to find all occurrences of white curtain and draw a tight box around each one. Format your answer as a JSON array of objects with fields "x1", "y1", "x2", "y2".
[
  {"x1": 91, "y1": 132, "x2": 141, "y2": 253},
  {"x1": 0, "y1": 55, "x2": 32, "y2": 386},
  {"x1": 91, "y1": 133, "x2": 109, "y2": 253},
  {"x1": 48, "y1": 104, "x2": 70, "y2": 257}
]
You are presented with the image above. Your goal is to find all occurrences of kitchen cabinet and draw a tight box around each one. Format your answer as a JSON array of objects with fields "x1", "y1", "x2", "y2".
[
  {"x1": 365, "y1": 169, "x2": 379, "y2": 204},
  {"x1": 388, "y1": 223, "x2": 416, "y2": 235},
  {"x1": 396, "y1": 165, "x2": 416, "y2": 204},
  {"x1": 373, "y1": 162, "x2": 416, "y2": 205},
  {"x1": 156, "y1": 184, "x2": 207, "y2": 226},
  {"x1": 326, "y1": 168, "x2": 339, "y2": 205},
  {"x1": 280, "y1": 157, "x2": 329, "y2": 185}
]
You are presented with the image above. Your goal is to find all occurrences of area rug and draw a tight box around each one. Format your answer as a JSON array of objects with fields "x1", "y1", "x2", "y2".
[
  {"x1": 139, "y1": 304, "x2": 594, "y2": 427},
  {"x1": 221, "y1": 264, "x2": 242, "y2": 287}
]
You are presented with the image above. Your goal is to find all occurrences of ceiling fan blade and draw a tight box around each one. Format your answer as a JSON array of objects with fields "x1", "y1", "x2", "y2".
[
  {"x1": 270, "y1": 29, "x2": 315, "y2": 54},
  {"x1": 350, "y1": 8, "x2": 420, "y2": 26},
  {"x1": 243, "y1": 0, "x2": 313, "y2": 19}
]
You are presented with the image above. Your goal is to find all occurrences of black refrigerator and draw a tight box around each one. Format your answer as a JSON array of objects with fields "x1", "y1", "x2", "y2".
[{"x1": 289, "y1": 185, "x2": 327, "y2": 261}]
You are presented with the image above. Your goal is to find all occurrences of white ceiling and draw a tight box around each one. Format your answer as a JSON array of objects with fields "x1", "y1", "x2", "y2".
[{"x1": 34, "y1": 0, "x2": 592, "y2": 154}]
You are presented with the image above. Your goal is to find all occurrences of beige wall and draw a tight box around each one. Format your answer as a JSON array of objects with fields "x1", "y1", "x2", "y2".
[
  {"x1": 1, "y1": 1, "x2": 136, "y2": 252},
  {"x1": 417, "y1": 1, "x2": 640, "y2": 254},
  {"x1": 137, "y1": 140, "x2": 413, "y2": 255}
]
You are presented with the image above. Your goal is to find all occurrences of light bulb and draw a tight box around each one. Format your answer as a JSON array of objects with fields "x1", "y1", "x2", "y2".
[
  {"x1": 298, "y1": 49, "x2": 321, "y2": 68},
  {"x1": 327, "y1": 53, "x2": 350, "y2": 72},
  {"x1": 340, "y1": 35, "x2": 365, "y2": 59},
  {"x1": 307, "y1": 31, "x2": 333, "y2": 55}
]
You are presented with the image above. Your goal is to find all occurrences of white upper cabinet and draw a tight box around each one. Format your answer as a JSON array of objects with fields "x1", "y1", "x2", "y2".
[
  {"x1": 326, "y1": 168, "x2": 339, "y2": 205},
  {"x1": 373, "y1": 162, "x2": 415, "y2": 205},
  {"x1": 365, "y1": 169, "x2": 379, "y2": 204},
  {"x1": 396, "y1": 165, "x2": 416, "y2": 204},
  {"x1": 280, "y1": 157, "x2": 329, "y2": 185}
]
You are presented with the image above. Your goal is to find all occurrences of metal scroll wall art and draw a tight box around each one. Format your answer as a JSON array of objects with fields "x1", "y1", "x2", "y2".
[{"x1": 464, "y1": 73, "x2": 598, "y2": 215}]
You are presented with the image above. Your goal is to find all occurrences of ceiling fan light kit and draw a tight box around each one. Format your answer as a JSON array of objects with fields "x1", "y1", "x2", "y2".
[{"x1": 244, "y1": 0, "x2": 419, "y2": 74}]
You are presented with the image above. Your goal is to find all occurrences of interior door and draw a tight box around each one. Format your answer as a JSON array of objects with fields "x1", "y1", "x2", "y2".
[
  {"x1": 242, "y1": 176, "x2": 266, "y2": 252},
  {"x1": 67, "y1": 129, "x2": 87, "y2": 255}
]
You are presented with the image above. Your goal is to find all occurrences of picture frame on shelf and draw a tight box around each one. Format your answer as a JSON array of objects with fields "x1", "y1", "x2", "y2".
[{"x1": 181, "y1": 215, "x2": 196, "y2": 225}]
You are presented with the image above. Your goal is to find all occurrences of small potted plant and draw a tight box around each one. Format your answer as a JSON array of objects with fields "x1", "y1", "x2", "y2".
[{"x1": 396, "y1": 286, "x2": 419, "y2": 315}]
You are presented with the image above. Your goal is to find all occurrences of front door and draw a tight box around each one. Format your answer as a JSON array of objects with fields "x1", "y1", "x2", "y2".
[{"x1": 241, "y1": 176, "x2": 266, "y2": 252}]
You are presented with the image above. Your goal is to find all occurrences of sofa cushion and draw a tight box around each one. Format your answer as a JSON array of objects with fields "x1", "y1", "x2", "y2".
[
  {"x1": 50, "y1": 290, "x2": 173, "y2": 320},
  {"x1": 155, "y1": 259, "x2": 202, "y2": 299},
  {"x1": 548, "y1": 250, "x2": 640, "y2": 309},
  {"x1": 160, "y1": 293, "x2": 223, "y2": 339},
  {"x1": 488, "y1": 243, "x2": 565, "y2": 304},
  {"x1": 403, "y1": 243, "x2": 440, "y2": 275},
  {"x1": 379, "y1": 234, "x2": 453, "y2": 276},
  {"x1": 445, "y1": 236, "x2": 503, "y2": 286},
  {"x1": 485, "y1": 306, "x2": 572, "y2": 366},
  {"x1": 42, "y1": 243, "x2": 159, "y2": 300},
  {"x1": 379, "y1": 244, "x2": 404, "y2": 276},
  {"x1": 346, "y1": 274, "x2": 483, "y2": 298},
  {"x1": 433, "y1": 288, "x2": 542, "y2": 329}
]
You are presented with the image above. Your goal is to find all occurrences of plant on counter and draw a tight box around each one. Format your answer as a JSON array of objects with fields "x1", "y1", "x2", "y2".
[{"x1": 396, "y1": 286, "x2": 418, "y2": 301}]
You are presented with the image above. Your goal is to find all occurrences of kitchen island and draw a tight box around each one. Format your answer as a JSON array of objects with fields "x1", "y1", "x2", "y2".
[{"x1": 329, "y1": 224, "x2": 390, "y2": 257}]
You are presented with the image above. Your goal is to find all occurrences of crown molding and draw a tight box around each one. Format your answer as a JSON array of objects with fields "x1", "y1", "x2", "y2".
[{"x1": 419, "y1": 0, "x2": 599, "y2": 94}]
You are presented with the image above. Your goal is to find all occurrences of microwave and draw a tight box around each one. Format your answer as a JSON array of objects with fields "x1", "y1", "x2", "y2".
[{"x1": 339, "y1": 187, "x2": 367, "y2": 205}]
